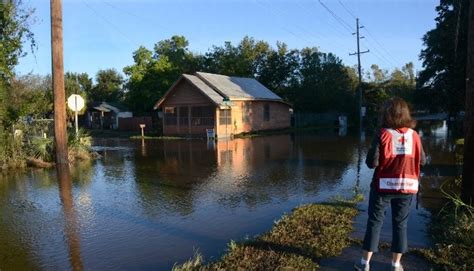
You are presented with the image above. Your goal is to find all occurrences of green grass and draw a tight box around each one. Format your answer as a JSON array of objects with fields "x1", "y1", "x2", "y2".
[
  {"x1": 88, "y1": 129, "x2": 142, "y2": 138},
  {"x1": 234, "y1": 125, "x2": 333, "y2": 139},
  {"x1": 173, "y1": 197, "x2": 362, "y2": 270},
  {"x1": 411, "y1": 140, "x2": 474, "y2": 271},
  {"x1": 129, "y1": 135, "x2": 184, "y2": 140},
  {"x1": 455, "y1": 138, "x2": 464, "y2": 145},
  {"x1": 412, "y1": 204, "x2": 473, "y2": 271},
  {"x1": 0, "y1": 133, "x2": 26, "y2": 170}
]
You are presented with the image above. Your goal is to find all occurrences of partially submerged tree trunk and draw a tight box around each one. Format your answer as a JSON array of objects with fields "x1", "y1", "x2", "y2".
[
  {"x1": 462, "y1": 0, "x2": 474, "y2": 205},
  {"x1": 26, "y1": 158, "x2": 55, "y2": 168}
]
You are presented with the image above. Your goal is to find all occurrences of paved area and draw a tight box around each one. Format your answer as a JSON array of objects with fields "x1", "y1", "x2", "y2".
[{"x1": 319, "y1": 245, "x2": 434, "y2": 271}]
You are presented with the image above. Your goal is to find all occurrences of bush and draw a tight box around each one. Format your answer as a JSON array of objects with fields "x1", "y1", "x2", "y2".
[
  {"x1": 28, "y1": 137, "x2": 54, "y2": 162},
  {"x1": 0, "y1": 131, "x2": 26, "y2": 169},
  {"x1": 67, "y1": 128, "x2": 93, "y2": 162}
]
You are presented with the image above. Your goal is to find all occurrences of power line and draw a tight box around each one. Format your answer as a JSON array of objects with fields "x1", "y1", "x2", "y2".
[
  {"x1": 253, "y1": 0, "x2": 323, "y2": 48},
  {"x1": 292, "y1": 0, "x2": 354, "y2": 49},
  {"x1": 363, "y1": 27, "x2": 399, "y2": 66},
  {"x1": 361, "y1": 38, "x2": 397, "y2": 68},
  {"x1": 307, "y1": 0, "x2": 351, "y2": 37},
  {"x1": 256, "y1": 0, "x2": 352, "y2": 53},
  {"x1": 103, "y1": 0, "x2": 156, "y2": 25},
  {"x1": 337, "y1": 0, "x2": 357, "y2": 20},
  {"x1": 81, "y1": 0, "x2": 139, "y2": 47},
  {"x1": 101, "y1": 0, "x2": 211, "y2": 52},
  {"x1": 317, "y1": 0, "x2": 354, "y2": 34},
  {"x1": 328, "y1": 1, "x2": 399, "y2": 68}
]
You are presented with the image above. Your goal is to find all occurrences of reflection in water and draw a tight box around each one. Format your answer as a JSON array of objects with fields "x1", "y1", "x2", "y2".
[
  {"x1": 57, "y1": 163, "x2": 84, "y2": 271},
  {"x1": 355, "y1": 130, "x2": 364, "y2": 195},
  {"x1": 416, "y1": 121, "x2": 458, "y2": 210},
  {"x1": 0, "y1": 122, "x2": 458, "y2": 270}
]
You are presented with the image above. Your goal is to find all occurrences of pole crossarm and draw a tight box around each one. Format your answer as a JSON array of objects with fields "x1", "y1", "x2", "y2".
[{"x1": 349, "y1": 50, "x2": 369, "y2": 56}]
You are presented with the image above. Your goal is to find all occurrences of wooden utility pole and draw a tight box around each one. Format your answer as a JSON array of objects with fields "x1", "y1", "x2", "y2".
[
  {"x1": 350, "y1": 18, "x2": 369, "y2": 191},
  {"x1": 51, "y1": 0, "x2": 68, "y2": 164},
  {"x1": 462, "y1": 1, "x2": 474, "y2": 205},
  {"x1": 349, "y1": 18, "x2": 369, "y2": 135}
]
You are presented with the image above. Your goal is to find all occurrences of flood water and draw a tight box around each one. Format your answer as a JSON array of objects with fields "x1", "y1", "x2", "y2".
[{"x1": 0, "y1": 121, "x2": 457, "y2": 270}]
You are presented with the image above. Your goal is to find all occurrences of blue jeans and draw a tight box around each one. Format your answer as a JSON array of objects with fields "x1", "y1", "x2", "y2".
[{"x1": 362, "y1": 186, "x2": 413, "y2": 253}]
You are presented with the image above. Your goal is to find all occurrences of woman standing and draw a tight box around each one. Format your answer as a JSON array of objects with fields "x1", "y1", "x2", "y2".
[{"x1": 354, "y1": 97, "x2": 426, "y2": 271}]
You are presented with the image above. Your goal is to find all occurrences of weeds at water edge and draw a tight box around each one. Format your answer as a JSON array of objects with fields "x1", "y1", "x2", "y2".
[{"x1": 173, "y1": 197, "x2": 361, "y2": 270}]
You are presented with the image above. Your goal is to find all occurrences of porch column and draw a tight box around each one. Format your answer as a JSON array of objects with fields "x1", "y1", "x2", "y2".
[
  {"x1": 188, "y1": 106, "x2": 191, "y2": 134},
  {"x1": 177, "y1": 106, "x2": 180, "y2": 134}
]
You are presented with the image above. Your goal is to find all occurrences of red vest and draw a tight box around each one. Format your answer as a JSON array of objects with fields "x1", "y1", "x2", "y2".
[{"x1": 375, "y1": 128, "x2": 422, "y2": 194}]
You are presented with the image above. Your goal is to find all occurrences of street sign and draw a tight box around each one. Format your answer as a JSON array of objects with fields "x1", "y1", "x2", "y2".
[
  {"x1": 67, "y1": 94, "x2": 85, "y2": 137},
  {"x1": 67, "y1": 94, "x2": 85, "y2": 112}
]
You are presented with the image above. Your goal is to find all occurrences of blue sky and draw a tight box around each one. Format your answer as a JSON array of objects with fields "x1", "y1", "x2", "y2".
[{"x1": 16, "y1": 0, "x2": 439, "y2": 79}]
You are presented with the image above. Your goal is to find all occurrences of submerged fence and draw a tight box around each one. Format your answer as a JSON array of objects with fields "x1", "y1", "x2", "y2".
[{"x1": 292, "y1": 112, "x2": 341, "y2": 127}]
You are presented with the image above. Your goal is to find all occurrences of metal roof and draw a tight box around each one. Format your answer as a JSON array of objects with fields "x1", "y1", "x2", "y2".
[
  {"x1": 154, "y1": 72, "x2": 286, "y2": 109},
  {"x1": 196, "y1": 72, "x2": 282, "y2": 101},
  {"x1": 183, "y1": 74, "x2": 224, "y2": 104}
]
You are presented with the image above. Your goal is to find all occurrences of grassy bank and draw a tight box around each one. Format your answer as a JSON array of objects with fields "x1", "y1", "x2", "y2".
[
  {"x1": 413, "y1": 202, "x2": 473, "y2": 270},
  {"x1": 173, "y1": 199, "x2": 361, "y2": 270},
  {"x1": 0, "y1": 129, "x2": 97, "y2": 171},
  {"x1": 0, "y1": 133, "x2": 27, "y2": 170},
  {"x1": 129, "y1": 135, "x2": 184, "y2": 140},
  {"x1": 412, "y1": 138, "x2": 474, "y2": 270},
  {"x1": 234, "y1": 125, "x2": 334, "y2": 139},
  {"x1": 88, "y1": 129, "x2": 141, "y2": 138}
]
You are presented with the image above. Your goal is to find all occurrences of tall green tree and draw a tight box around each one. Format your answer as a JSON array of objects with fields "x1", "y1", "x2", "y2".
[
  {"x1": 65, "y1": 72, "x2": 91, "y2": 119},
  {"x1": 0, "y1": 0, "x2": 35, "y2": 83},
  {"x1": 201, "y1": 36, "x2": 270, "y2": 77},
  {"x1": 6, "y1": 75, "x2": 51, "y2": 122},
  {"x1": 65, "y1": 72, "x2": 91, "y2": 98},
  {"x1": 89, "y1": 69, "x2": 123, "y2": 102},
  {"x1": 417, "y1": 0, "x2": 470, "y2": 114},
  {"x1": 0, "y1": 0, "x2": 35, "y2": 127},
  {"x1": 295, "y1": 47, "x2": 356, "y2": 114},
  {"x1": 257, "y1": 42, "x2": 299, "y2": 100},
  {"x1": 370, "y1": 64, "x2": 388, "y2": 83},
  {"x1": 124, "y1": 35, "x2": 199, "y2": 113}
]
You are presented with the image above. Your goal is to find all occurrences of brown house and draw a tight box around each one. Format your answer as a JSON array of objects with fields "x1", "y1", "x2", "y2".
[{"x1": 154, "y1": 72, "x2": 292, "y2": 138}]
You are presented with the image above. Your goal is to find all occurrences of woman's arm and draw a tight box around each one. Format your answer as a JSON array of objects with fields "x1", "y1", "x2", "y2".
[
  {"x1": 420, "y1": 144, "x2": 427, "y2": 166},
  {"x1": 366, "y1": 131, "x2": 381, "y2": 169}
]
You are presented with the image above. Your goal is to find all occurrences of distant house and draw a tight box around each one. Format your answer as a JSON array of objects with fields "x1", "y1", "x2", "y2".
[
  {"x1": 154, "y1": 72, "x2": 292, "y2": 138},
  {"x1": 86, "y1": 102, "x2": 133, "y2": 130}
]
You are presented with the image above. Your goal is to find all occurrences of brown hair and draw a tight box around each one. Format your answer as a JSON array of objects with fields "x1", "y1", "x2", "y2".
[{"x1": 381, "y1": 97, "x2": 416, "y2": 129}]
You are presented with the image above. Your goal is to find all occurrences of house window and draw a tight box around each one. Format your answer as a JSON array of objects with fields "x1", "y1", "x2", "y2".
[
  {"x1": 219, "y1": 109, "x2": 232, "y2": 125},
  {"x1": 164, "y1": 107, "x2": 175, "y2": 114},
  {"x1": 191, "y1": 106, "x2": 215, "y2": 126},
  {"x1": 263, "y1": 103, "x2": 270, "y2": 121},
  {"x1": 242, "y1": 102, "x2": 250, "y2": 123},
  {"x1": 164, "y1": 106, "x2": 177, "y2": 125}
]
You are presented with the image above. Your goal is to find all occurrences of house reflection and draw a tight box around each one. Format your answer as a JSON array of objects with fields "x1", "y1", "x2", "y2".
[
  {"x1": 131, "y1": 133, "x2": 358, "y2": 214},
  {"x1": 215, "y1": 135, "x2": 293, "y2": 177}
]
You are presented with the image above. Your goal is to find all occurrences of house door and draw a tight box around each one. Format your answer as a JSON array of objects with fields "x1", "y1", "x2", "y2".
[{"x1": 178, "y1": 107, "x2": 189, "y2": 134}]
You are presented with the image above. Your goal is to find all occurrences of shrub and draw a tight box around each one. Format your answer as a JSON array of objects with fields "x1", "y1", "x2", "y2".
[
  {"x1": 0, "y1": 131, "x2": 26, "y2": 169},
  {"x1": 28, "y1": 137, "x2": 54, "y2": 162}
]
